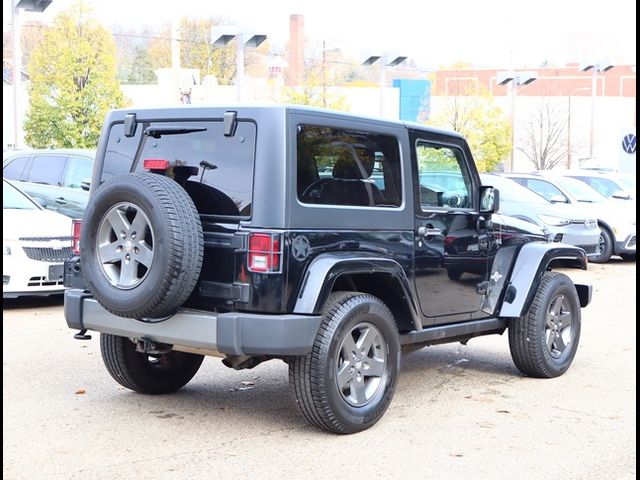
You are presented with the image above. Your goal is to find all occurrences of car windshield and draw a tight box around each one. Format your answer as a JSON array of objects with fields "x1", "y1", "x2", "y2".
[
  {"x1": 554, "y1": 177, "x2": 608, "y2": 202},
  {"x1": 3, "y1": 181, "x2": 39, "y2": 210},
  {"x1": 617, "y1": 176, "x2": 636, "y2": 190},
  {"x1": 481, "y1": 175, "x2": 549, "y2": 204}
]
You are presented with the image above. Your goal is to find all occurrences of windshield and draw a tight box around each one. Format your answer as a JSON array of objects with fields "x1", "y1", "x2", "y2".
[
  {"x1": 481, "y1": 175, "x2": 549, "y2": 204},
  {"x1": 3, "y1": 181, "x2": 39, "y2": 210},
  {"x1": 554, "y1": 177, "x2": 608, "y2": 202},
  {"x1": 618, "y1": 176, "x2": 636, "y2": 190}
]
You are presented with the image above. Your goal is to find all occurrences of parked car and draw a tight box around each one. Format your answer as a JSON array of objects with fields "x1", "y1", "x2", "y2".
[
  {"x1": 480, "y1": 174, "x2": 601, "y2": 257},
  {"x1": 564, "y1": 170, "x2": 635, "y2": 200},
  {"x1": 3, "y1": 179, "x2": 74, "y2": 298},
  {"x1": 504, "y1": 173, "x2": 636, "y2": 262},
  {"x1": 3, "y1": 149, "x2": 95, "y2": 218}
]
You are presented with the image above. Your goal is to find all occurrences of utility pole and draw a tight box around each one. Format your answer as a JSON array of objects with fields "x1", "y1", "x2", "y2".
[{"x1": 322, "y1": 40, "x2": 327, "y2": 108}]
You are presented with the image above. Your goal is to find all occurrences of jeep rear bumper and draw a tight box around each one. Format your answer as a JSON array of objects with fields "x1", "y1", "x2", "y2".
[{"x1": 64, "y1": 289, "x2": 322, "y2": 356}]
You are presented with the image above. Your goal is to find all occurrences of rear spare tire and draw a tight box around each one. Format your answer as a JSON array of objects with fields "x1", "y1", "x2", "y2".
[{"x1": 81, "y1": 173, "x2": 203, "y2": 319}]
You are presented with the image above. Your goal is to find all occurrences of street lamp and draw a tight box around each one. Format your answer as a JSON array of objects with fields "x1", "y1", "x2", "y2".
[
  {"x1": 566, "y1": 86, "x2": 590, "y2": 169},
  {"x1": 497, "y1": 71, "x2": 538, "y2": 172},
  {"x1": 11, "y1": 0, "x2": 52, "y2": 149},
  {"x1": 212, "y1": 26, "x2": 267, "y2": 102},
  {"x1": 362, "y1": 53, "x2": 407, "y2": 117},
  {"x1": 580, "y1": 63, "x2": 614, "y2": 161}
]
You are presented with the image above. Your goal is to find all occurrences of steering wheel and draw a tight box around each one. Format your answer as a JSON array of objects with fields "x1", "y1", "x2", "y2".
[{"x1": 300, "y1": 178, "x2": 335, "y2": 203}]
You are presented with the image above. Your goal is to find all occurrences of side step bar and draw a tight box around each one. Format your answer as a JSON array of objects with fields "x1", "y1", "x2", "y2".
[{"x1": 399, "y1": 318, "x2": 507, "y2": 346}]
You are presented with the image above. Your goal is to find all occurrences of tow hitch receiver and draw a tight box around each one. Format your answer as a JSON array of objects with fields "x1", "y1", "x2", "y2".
[{"x1": 136, "y1": 337, "x2": 172, "y2": 355}]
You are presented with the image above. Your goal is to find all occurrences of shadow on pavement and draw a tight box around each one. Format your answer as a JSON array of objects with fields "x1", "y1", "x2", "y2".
[{"x1": 3, "y1": 294, "x2": 64, "y2": 310}]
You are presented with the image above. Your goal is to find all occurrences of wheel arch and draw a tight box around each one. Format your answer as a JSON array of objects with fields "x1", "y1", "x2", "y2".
[
  {"x1": 498, "y1": 242, "x2": 591, "y2": 318},
  {"x1": 293, "y1": 253, "x2": 421, "y2": 332}
]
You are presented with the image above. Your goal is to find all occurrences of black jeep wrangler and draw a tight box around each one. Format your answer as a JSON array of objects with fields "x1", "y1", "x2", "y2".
[{"x1": 64, "y1": 105, "x2": 592, "y2": 434}]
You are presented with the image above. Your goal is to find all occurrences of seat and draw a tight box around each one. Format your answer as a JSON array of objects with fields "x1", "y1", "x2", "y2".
[{"x1": 302, "y1": 149, "x2": 386, "y2": 206}]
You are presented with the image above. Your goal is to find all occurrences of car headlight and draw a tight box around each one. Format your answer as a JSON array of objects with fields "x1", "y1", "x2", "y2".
[
  {"x1": 3, "y1": 241, "x2": 13, "y2": 255},
  {"x1": 538, "y1": 215, "x2": 571, "y2": 226}
]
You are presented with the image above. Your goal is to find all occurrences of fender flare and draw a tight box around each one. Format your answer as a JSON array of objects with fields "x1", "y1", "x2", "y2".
[
  {"x1": 498, "y1": 242, "x2": 590, "y2": 318},
  {"x1": 293, "y1": 252, "x2": 422, "y2": 330}
]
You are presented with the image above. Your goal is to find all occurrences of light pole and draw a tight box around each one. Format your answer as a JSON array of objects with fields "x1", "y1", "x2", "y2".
[
  {"x1": 11, "y1": 0, "x2": 52, "y2": 149},
  {"x1": 566, "y1": 86, "x2": 590, "y2": 169},
  {"x1": 497, "y1": 71, "x2": 538, "y2": 172},
  {"x1": 212, "y1": 26, "x2": 267, "y2": 103},
  {"x1": 362, "y1": 53, "x2": 407, "y2": 117},
  {"x1": 580, "y1": 63, "x2": 614, "y2": 161}
]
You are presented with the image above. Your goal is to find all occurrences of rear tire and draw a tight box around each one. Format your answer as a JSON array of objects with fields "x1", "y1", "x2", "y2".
[
  {"x1": 100, "y1": 333, "x2": 204, "y2": 394},
  {"x1": 508, "y1": 272, "x2": 581, "y2": 378},
  {"x1": 289, "y1": 292, "x2": 400, "y2": 434}
]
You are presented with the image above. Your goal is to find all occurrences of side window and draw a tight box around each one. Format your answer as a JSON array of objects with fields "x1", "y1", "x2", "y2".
[
  {"x1": 527, "y1": 179, "x2": 567, "y2": 202},
  {"x1": 416, "y1": 141, "x2": 472, "y2": 210},
  {"x1": 64, "y1": 156, "x2": 94, "y2": 189},
  {"x1": 3, "y1": 156, "x2": 30, "y2": 180},
  {"x1": 28, "y1": 155, "x2": 67, "y2": 186},
  {"x1": 297, "y1": 125, "x2": 402, "y2": 208}
]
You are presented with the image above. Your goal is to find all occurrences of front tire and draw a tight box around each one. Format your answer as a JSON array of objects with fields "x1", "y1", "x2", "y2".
[
  {"x1": 589, "y1": 227, "x2": 613, "y2": 263},
  {"x1": 508, "y1": 272, "x2": 581, "y2": 378},
  {"x1": 101, "y1": 334, "x2": 204, "y2": 394},
  {"x1": 289, "y1": 292, "x2": 400, "y2": 434}
]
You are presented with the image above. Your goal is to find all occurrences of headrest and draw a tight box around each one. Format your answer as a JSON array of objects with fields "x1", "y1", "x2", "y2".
[{"x1": 332, "y1": 149, "x2": 374, "y2": 180}]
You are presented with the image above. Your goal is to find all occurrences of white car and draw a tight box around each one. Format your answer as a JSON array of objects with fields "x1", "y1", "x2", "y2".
[
  {"x1": 481, "y1": 174, "x2": 601, "y2": 258},
  {"x1": 3, "y1": 179, "x2": 74, "y2": 298}
]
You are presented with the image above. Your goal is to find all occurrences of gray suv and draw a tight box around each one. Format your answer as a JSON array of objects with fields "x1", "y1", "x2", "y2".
[{"x1": 3, "y1": 149, "x2": 94, "y2": 218}]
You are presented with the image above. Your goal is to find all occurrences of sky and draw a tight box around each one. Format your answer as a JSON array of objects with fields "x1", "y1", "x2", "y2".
[{"x1": 5, "y1": 0, "x2": 637, "y2": 69}]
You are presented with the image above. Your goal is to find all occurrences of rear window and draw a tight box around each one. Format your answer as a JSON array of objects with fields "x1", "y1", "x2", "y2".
[{"x1": 102, "y1": 120, "x2": 257, "y2": 218}]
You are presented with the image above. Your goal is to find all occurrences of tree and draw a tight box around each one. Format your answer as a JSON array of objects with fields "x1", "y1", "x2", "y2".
[
  {"x1": 517, "y1": 95, "x2": 568, "y2": 170},
  {"x1": 126, "y1": 45, "x2": 158, "y2": 85},
  {"x1": 281, "y1": 43, "x2": 349, "y2": 111},
  {"x1": 428, "y1": 85, "x2": 511, "y2": 172},
  {"x1": 146, "y1": 17, "x2": 268, "y2": 86},
  {"x1": 3, "y1": 21, "x2": 45, "y2": 74},
  {"x1": 24, "y1": 3, "x2": 125, "y2": 148}
]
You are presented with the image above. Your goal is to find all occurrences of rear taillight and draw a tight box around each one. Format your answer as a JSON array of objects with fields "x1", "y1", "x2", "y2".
[
  {"x1": 248, "y1": 233, "x2": 282, "y2": 273},
  {"x1": 72, "y1": 220, "x2": 82, "y2": 255},
  {"x1": 143, "y1": 158, "x2": 169, "y2": 171}
]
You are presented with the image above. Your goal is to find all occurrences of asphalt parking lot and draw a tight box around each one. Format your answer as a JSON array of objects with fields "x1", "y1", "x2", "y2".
[{"x1": 3, "y1": 260, "x2": 636, "y2": 480}]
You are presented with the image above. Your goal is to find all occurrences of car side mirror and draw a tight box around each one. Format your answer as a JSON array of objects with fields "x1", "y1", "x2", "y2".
[
  {"x1": 549, "y1": 194, "x2": 568, "y2": 203},
  {"x1": 479, "y1": 186, "x2": 499, "y2": 214},
  {"x1": 612, "y1": 190, "x2": 631, "y2": 200},
  {"x1": 32, "y1": 197, "x2": 47, "y2": 208},
  {"x1": 80, "y1": 180, "x2": 91, "y2": 191}
]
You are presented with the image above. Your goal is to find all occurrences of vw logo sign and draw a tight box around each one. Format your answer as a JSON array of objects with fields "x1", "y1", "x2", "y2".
[{"x1": 622, "y1": 134, "x2": 636, "y2": 154}]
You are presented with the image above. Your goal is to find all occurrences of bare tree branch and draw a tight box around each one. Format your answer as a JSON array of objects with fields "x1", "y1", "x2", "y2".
[{"x1": 517, "y1": 95, "x2": 568, "y2": 170}]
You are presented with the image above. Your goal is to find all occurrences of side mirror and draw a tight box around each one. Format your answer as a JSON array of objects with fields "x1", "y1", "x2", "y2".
[
  {"x1": 612, "y1": 190, "x2": 631, "y2": 200},
  {"x1": 480, "y1": 186, "x2": 499, "y2": 214},
  {"x1": 549, "y1": 194, "x2": 568, "y2": 203},
  {"x1": 32, "y1": 197, "x2": 47, "y2": 208},
  {"x1": 80, "y1": 180, "x2": 91, "y2": 191}
]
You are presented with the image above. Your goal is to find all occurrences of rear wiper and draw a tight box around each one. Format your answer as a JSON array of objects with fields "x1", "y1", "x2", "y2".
[{"x1": 144, "y1": 126, "x2": 207, "y2": 138}]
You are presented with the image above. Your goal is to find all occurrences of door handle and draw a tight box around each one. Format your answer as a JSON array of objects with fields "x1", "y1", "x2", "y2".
[
  {"x1": 418, "y1": 226, "x2": 442, "y2": 237},
  {"x1": 55, "y1": 197, "x2": 67, "y2": 205}
]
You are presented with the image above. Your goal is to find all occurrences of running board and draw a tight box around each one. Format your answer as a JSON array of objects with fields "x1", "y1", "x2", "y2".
[{"x1": 400, "y1": 318, "x2": 507, "y2": 346}]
